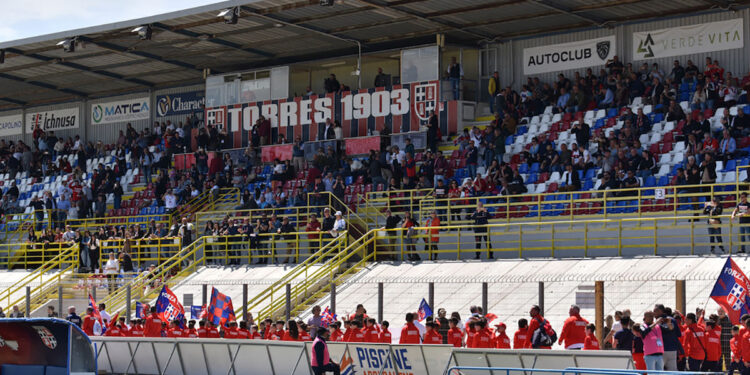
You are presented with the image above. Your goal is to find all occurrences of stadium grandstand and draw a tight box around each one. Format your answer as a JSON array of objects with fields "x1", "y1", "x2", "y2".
[{"x1": 5, "y1": 0, "x2": 750, "y2": 374}]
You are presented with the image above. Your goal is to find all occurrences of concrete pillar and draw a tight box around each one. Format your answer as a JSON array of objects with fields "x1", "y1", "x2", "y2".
[
  {"x1": 331, "y1": 283, "x2": 336, "y2": 315},
  {"x1": 242, "y1": 284, "x2": 248, "y2": 321},
  {"x1": 25, "y1": 286, "x2": 31, "y2": 317},
  {"x1": 202, "y1": 284, "x2": 208, "y2": 306},
  {"x1": 126, "y1": 285, "x2": 132, "y2": 324},
  {"x1": 676, "y1": 280, "x2": 686, "y2": 315},
  {"x1": 538, "y1": 282, "x2": 545, "y2": 316},
  {"x1": 285, "y1": 284, "x2": 291, "y2": 322},
  {"x1": 595, "y1": 281, "x2": 604, "y2": 345},
  {"x1": 428, "y1": 282, "x2": 435, "y2": 318},
  {"x1": 378, "y1": 282, "x2": 384, "y2": 322},
  {"x1": 482, "y1": 282, "x2": 488, "y2": 315}
]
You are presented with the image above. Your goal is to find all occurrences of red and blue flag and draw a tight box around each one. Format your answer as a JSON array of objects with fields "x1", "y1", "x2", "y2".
[
  {"x1": 191, "y1": 305, "x2": 207, "y2": 320},
  {"x1": 417, "y1": 298, "x2": 432, "y2": 321},
  {"x1": 88, "y1": 294, "x2": 102, "y2": 324},
  {"x1": 135, "y1": 302, "x2": 143, "y2": 319},
  {"x1": 155, "y1": 286, "x2": 185, "y2": 325},
  {"x1": 321, "y1": 306, "x2": 337, "y2": 328},
  {"x1": 710, "y1": 257, "x2": 750, "y2": 324},
  {"x1": 207, "y1": 287, "x2": 235, "y2": 327}
]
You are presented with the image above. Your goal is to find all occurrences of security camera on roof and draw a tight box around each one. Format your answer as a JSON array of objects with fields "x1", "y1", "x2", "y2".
[
  {"x1": 320, "y1": 0, "x2": 334, "y2": 6},
  {"x1": 218, "y1": 7, "x2": 239, "y2": 24}
]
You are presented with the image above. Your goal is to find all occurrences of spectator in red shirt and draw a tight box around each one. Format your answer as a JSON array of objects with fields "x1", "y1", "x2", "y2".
[
  {"x1": 282, "y1": 320, "x2": 299, "y2": 341},
  {"x1": 493, "y1": 322, "x2": 511, "y2": 349},
  {"x1": 144, "y1": 307, "x2": 163, "y2": 338},
  {"x1": 81, "y1": 307, "x2": 98, "y2": 336},
  {"x1": 559, "y1": 304, "x2": 589, "y2": 349},
  {"x1": 583, "y1": 324, "x2": 599, "y2": 350},
  {"x1": 399, "y1": 313, "x2": 421, "y2": 344},
  {"x1": 684, "y1": 313, "x2": 706, "y2": 371},
  {"x1": 471, "y1": 320, "x2": 493, "y2": 348},
  {"x1": 447, "y1": 318, "x2": 463, "y2": 348},
  {"x1": 514, "y1": 319, "x2": 529, "y2": 349},
  {"x1": 424, "y1": 322, "x2": 443, "y2": 344},
  {"x1": 130, "y1": 319, "x2": 145, "y2": 337},
  {"x1": 329, "y1": 322, "x2": 343, "y2": 342},
  {"x1": 197, "y1": 320, "x2": 208, "y2": 338},
  {"x1": 525, "y1": 305, "x2": 552, "y2": 349},
  {"x1": 363, "y1": 318, "x2": 380, "y2": 343},
  {"x1": 272, "y1": 321, "x2": 285, "y2": 340},
  {"x1": 167, "y1": 320, "x2": 184, "y2": 338},
  {"x1": 379, "y1": 321, "x2": 392, "y2": 344},
  {"x1": 349, "y1": 321, "x2": 365, "y2": 342},
  {"x1": 206, "y1": 321, "x2": 221, "y2": 338},
  {"x1": 730, "y1": 325, "x2": 742, "y2": 375},
  {"x1": 185, "y1": 320, "x2": 199, "y2": 338},
  {"x1": 704, "y1": 319, "x2": 722, "y2": 372},
  {"x1": 249, "y1": 325, "x2": 262, "y2": 339}
]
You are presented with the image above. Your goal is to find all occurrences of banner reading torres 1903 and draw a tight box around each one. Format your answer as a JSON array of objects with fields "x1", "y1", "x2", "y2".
[{"x1": 204, "y1": 81, "x2": 457, "y2": 148}]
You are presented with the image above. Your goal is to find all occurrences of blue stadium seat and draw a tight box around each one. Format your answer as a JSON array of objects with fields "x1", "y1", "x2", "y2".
[
  {"x1": 584, "y1": 169, "x2": 596, "y2": 180},
  {"x1": 723, "y1": 159, "x2": 737, "y2": 172},
  {"x1": 740, "y1": 157, "x2": 750, "y2": 167},
  {"x1": 644, "y1": 176, "x2": 656, "y2": 187},
  {"x1": 577, "y1": 170, "x2": 583, "y2": 179},
  {"x1": 657, "y1": 176, "x2": 669, "y2": 186},
  {"x1": 505, "y1": 136, "x2": 514, "y2": 145},
  {"x1": 530, "y1": 163, "x2": 540, "y2": 173},
  {"x1": 652, "y1": 113, "x2": 664, "y2": 123},
  {"x1": 594, "y1": 118, "x2": 605, "y2": 129},
  {"x1": 653, "y1": 104, "x2": 664, "y2": 112},
  {"x1": 527, "y1": 173, "x2": 537, "y2": 184},
  {"x1": 607, "y1": 108, "x2": 618, "y2": 118},
  {"x1": 519, "y1": 164, "x2": 529, "y2": 174},
  {"x1": 583, "y1": 180, "x2": 594, "y2": 190},
  {"x1": 345, "y1": 176, "x2": 353, "y2": 185},
  {"x1": 745, "y1": 106, "x2": 750, "y2": 115}
]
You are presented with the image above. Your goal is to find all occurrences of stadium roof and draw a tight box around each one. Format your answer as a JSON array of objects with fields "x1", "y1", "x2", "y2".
[{"x1": 0, "y1": 0, "x2": 747, "y2": 110}]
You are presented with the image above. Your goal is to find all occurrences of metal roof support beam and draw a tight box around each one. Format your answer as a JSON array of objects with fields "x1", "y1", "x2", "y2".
[
  {"x1": 527, "y1": 0, "x2": 608, "y2": 26},
  {"x1": 151, "y1": 22, "x2": 274, "y2": 58},
  {"x1": 0, "y1": 72, "x2": 87, "y2": 98},
  {"x1": 76, "y1": 37, "x2": 207, "y2": 73},
  {"x1": 0, "y1": 97, "x2": 26, "y2": 106},
  {"x1": 240, "y1": 5, "x2": 366, "y2": 46},
  {"x1": 5, "y1": 48, "x2": 153, "y2": 88},
  {"x1": 353, "y1": 0, "x2": 494, "y2": 40}
]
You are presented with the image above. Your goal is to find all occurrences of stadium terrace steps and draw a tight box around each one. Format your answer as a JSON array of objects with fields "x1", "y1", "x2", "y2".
[{"x1": 297, "y1": 256, "x2": 730, "y2": 343}]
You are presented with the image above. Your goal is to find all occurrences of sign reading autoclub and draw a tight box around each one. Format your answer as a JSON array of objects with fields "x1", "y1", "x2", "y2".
[
  {"x1": 523, "y1": 35, "x2": 616, "y2": 75},
  {"x1": 204, "y1": 81, "x2": 441, "y2": 148},
  {"x1": 633, "y1": 18, "x2": 743, "y2": 60},
  {"x1": 25, "y1": 107, "x2": 79, "y2": 133}
]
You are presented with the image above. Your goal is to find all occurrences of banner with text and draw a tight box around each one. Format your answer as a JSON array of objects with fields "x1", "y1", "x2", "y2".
[
  {"x1": 0, "y1": 114, "x2": 23, "y2": 137},
  {"x1": 523, "y1": 35, "x2": 616, "y2": 75},
  {"x1": 156, "y1": 91, "x2": 205, "y2": 118},
  {"x1": 633, "y1": 18, "x2": 744, "y2": 60},
  {"x1": 25, "y1": 107, "x2": 79, "y2": 133},
  {"x1": 204, "y1": 81, "x2": 447, "y2": 148},
  {"x1": 91, "y1": 96, "x2": 150, "y2": 125}
]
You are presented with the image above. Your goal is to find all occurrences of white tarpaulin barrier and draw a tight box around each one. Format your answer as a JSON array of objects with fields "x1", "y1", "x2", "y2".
[{"x1": 91, "y1": 337, "x2": 634, "y2": 375}]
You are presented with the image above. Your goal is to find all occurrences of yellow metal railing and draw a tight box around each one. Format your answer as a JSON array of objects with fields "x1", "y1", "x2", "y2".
[
  {"x1": 67, "y1": 213, "x2": 170, "y2": 232},
  {"x1": 170, "y1": 187, "x2": 240, "y2": 221},
  {"x1": 98, "y1": 237, "x2": 181, "y2": 268},
  {"x1": 0, "y1": 242, "x2": 78, "y2": 312},
  {"x1": 244, "y1": 232, "x2": 350, "y2": 319},
  {"x1": 0, "y1": 241, "x2": 75, "y2": 270},
  {"x1": 363, "y1": 188, "x2": 434, "y2": 218},
  {"x1": 372, "y1": 216, "x2": 750, "y2": 259}
]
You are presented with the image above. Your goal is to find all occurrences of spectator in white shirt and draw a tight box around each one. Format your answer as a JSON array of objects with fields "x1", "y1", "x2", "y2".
[
  {"x1": 331, "y1": 211, "x2": 346, "y2": 237},
  {"x1": 164, "y1": 189, "x2": 178, "y2": 211},
  {"x1": 103, "y1": 253, "x2": 119, "y2": 294}
]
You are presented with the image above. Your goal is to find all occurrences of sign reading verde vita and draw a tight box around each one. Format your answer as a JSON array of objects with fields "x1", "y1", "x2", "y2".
[
  {"x1": 91, "y1": 96, "x2": 150, "y2": 125},
  {"x1": 633, "y1": 18, "x2": 743, "y2": 60},
  {"x1": 522, "y1": 35, "x2": 616, "y2": 75}
]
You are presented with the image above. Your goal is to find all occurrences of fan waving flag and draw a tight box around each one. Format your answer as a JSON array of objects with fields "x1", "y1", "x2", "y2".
[
  {"x1": 417, "y1": 298, "x2": 433, "y2": 321},
  {"x1": 135, "y1": 302, "x2": 143, "y2": 319},
  {"x1": 155, "y1": 286, "x2": 185, "y2": 325},
  {"x1": 207, "y1": 287, "x2": 235, "y2": 327},
  {"x1": 321, "y1": 306, "x2": 337, "y2": 328},
  {"x1": 88, "y1": 294, "x2": 102, "y2": 324},
  {"x1": 710, "y1": 257, "x2": 750, "y2": 324}
]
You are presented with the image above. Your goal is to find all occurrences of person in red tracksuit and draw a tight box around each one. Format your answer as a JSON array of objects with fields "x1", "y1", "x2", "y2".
[
  {"x1": 329, "y1": 322, "x2": 343, "y2": 342},
  {"x1": 144, "y1": 307, "x2": 163, "y2": 338},
  {"x1": 104, "y1": 324, "x2": 123, "y2": 337},
  {"x1": 130, "y1": 319, "x2": 145, "y2": 337},
  {"x1": 167, "y1": 320, "x2": 184, "y2": 338},
  {"x1": 493, "y1": 322, "x2": 511, "y2": 349},
  {"x1": 465, "y1": 321, "x2": 478, "y2": 348},
  {"x1": 730, "y1": 325, "x2": 743, "y2": 375},
  {"x1": 349, "y1": 321, "x2": 365, "y2": 342},
  {"x1": 525, "y1": 305, "x2": 551, "y2": 349},
  {"x1": 424, "y1": 322, "x2": 443, "y2": 344},
  {"x1": 399, "y1": 313, "x2": 421, "y2": 344},
  {"x1": 363, "y1": 318, "x2": 380, "y2": 343},
  {"x1": 703, "y1": 319, "x2": 721, "y2": 372},
  {"x1": 583, "y1": 324, "x2": 599, "y2": 350},
  {"x1": 684, "y1": 313, "x2": 706, "y2": 371},
  {"x1": 197, "y1": 320, "x2": 208, "y2": 338},
  {"x1": 514, "y1": 319, "x2": 528, "y2": 349},
  {"x1": 447, "y1": 318, "x2": 463, "y2": 348},
  {"x1": 379, "y1": 321, "x2": 392, "y2": 344},
  {"x1": 558, "y1": 305, "x2": 588, "y2": 349},
  {"x1": 226, "y1": 321, "x2": 242, "y2": 339},
  {"x1": 249, "y1": 325, "x2": 262, "y2": 339},
  {"x1": 342, "y1": 321, "x2": 354, "y2": 342},
  {"x1": 116, "y1": 317, "x2": 129, "y2": 337},
  {"x1": 82, "y1": 307, "x2": 98, "y2": 336},
  {"x1": 185, "y1": 320, "x2": 199, "y2": 338},
  {"x1": 206, "y1": 321, "x2": 221, "y2": 338},
  {"x1": 471, "y1": 320, "x2": 493, "y2": 348}
]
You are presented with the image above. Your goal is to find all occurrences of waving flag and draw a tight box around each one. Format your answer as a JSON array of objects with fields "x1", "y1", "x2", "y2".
[
  {"x1": 321, "y1": 306, "x2": 337, "y2": 328},
  {"x1": 191, "y1": 305, "x2": 207, "y2": 319},
  {"x1": 207, "y1": 287, "x2": 235, "y2": 327},
  {"x1": 711, "y1": 257, "x2": 750, "y2": 324},
  {"x1": 108, "y1": 312, "x2": 119, "y2": 329},
  {"x1": 485, "y1": 313, "x2": 498, "y2": 324},
  {"x1": 155, "y1": 286, "x2": 185, "y2": 325},
  {"x1": 417, "y1": 298, "x2": 433, "y2": 321},
  {"x1": 88, "y1": 294, "x2": 102, "y2": 324},
  {"x1": 135, "y1": 302, "x2": 143, "y2": 319}
]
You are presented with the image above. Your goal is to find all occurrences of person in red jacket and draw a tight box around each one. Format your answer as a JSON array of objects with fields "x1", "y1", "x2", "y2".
[
  {"x1": 342, "y1": 321, "x2": 354, "y2": 342},
  {"x1": 525, "y1": 305, "x2": 552, "y2": 349},
  {"x1": 130, "y1": 319, "x2": 144, "y2": 337},
  {"x1": 349, "y1": 320, "x2": 365, "y2": 342},
  {"x1": 558, "y1": 305, "x2": 588, "y2": 349},
  {"x1": 684, "y1": 313, "x2": 706, "y2": 371},
  {"x1": 730, "y1": 325, "x2": 743, "y2": 375},
  {"x1": 399, "y1": 313, "x2": 421, "y2": 344},
  {"x1": 104, "y1": 323, "x2": 123, "y2": 337},
  {"x1": 281, "y1": 320, "x2": 299, "y2": 341},
  {"x1": 206, "y1": 321, "x2": 221, "y2": 338},
  {"x1": 493, "y1": 322, "x2": 511, "y2": 349},
  {"x1": 471, "y1": 320, "x2": 493, "y2": 348},
  {"x1": 81, "y1": 307, "x2": 98, "y2": 336},
  {"x1": 185, "y1": 320, "x2": 199, "y2": 338},
  {"x1": 167, "y1": 320, "x2": 184, "y2": 338},
  {"x1": 224, "y1": 321, "x2": 241, "y2": 339},
  {"x1": 272, "y1": 321, "x2": 285, "y2": 340},
  {"x1": 363, "y1": 318, "x2": 380, "y2": 343},
  {"x1": 197, "y1": 320, "x2": 208, "y2": 338},
  {"x1": 299, "y1": 322, "x2": 312, "y2": 341},
  {"x1": 424, "y1": 322, "x2": 443, "y2": 344},
  {"x1": 583, "y1": 324, "x2": 599, "y2": 350},
  {"x1": 235, "y1": 321, "x2": 249, "y2": 339},
  {"x1": 447, "y1": 318, "x2": 463, "y2": 347},
  {"x1": 329, "y1": 322, "x2": 343, "y2": 342},
  {"x1": 115, "y1": 317, "x2": 130, "y2": 337},
  {"x1": 379, "y1": 321, "x2": 392, "y2": 344},
  {"x1": 703, "y1": 319, "x2": 721, "y2": 372},
  {"x1": 514, "y1": 319, "x2": 528, "y2": 349},
  {"x1": 144, "y1": 307, "x2": 163, "y2": 338},
  {"x1": 249, "y1": 325, "x2": 262, "y2": 339},
  {"x1": 425, "y1": 211, "x2": 440, "y2": 261},
  {"x1": 465, "y1": 321, "x2": 478, "y2": 348}
]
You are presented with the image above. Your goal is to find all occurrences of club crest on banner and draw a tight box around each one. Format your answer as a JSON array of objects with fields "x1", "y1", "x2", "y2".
[
  {"x1": 32, "y1": 326, "x2": 57, "y2": 349},
  {"x1": 157, "y1": 96, "x2": 172, "y2": 117},
  {"x1": 413, "y1": 83, "x2": 437, "y2": 121},
  {"x1": 596, "y1": 41, "x2": 610, "y2": 60}
]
